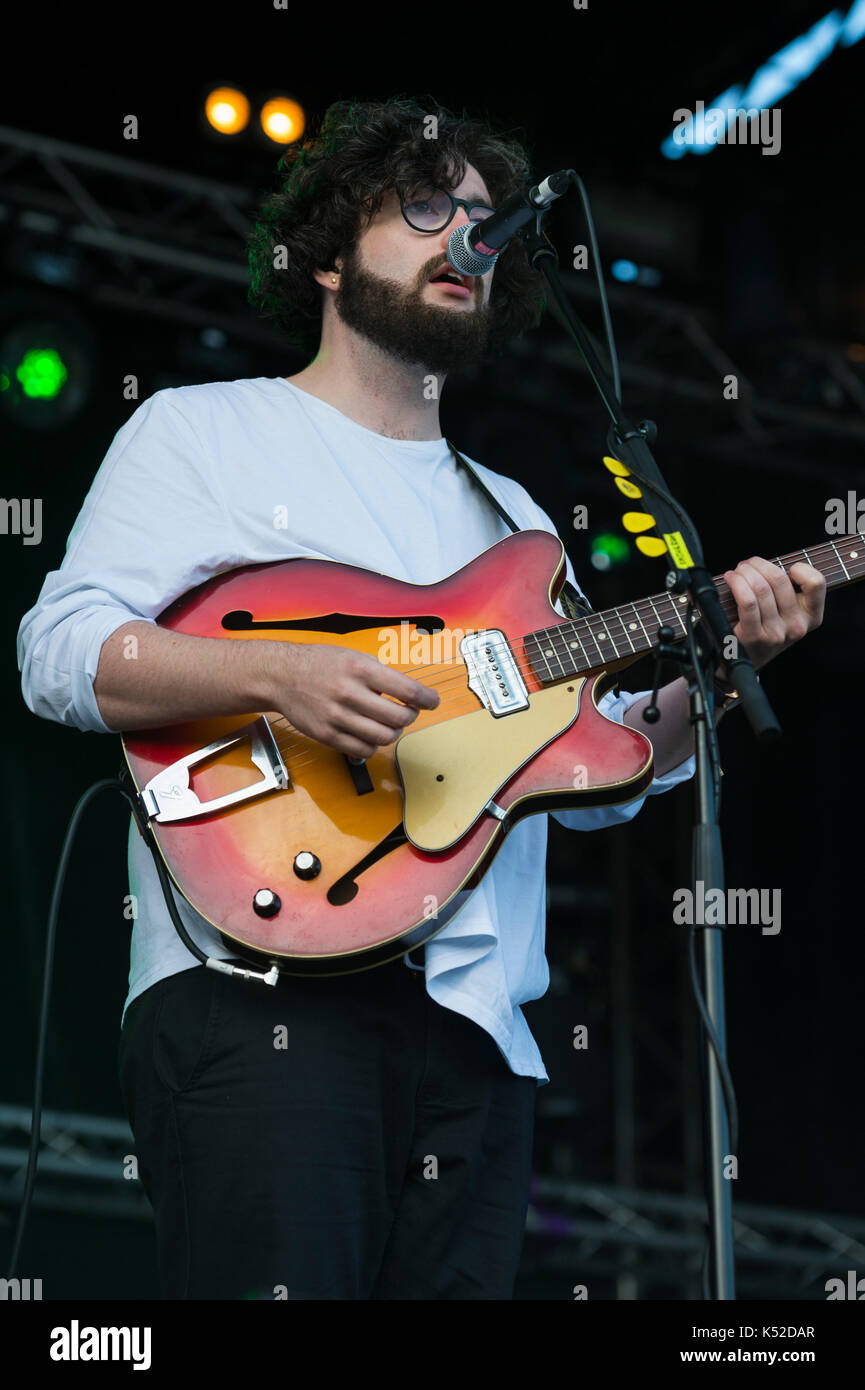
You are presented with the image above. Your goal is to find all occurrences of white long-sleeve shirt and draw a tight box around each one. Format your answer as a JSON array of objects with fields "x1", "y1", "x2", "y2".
[{"x1": 17, "y1": 377, "x2": 695, "y2": 1084}]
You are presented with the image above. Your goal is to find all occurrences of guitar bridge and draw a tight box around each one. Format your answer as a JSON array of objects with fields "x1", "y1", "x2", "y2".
[{"x1": 141, "y1": 716, "x2": 289, "y2": 823}]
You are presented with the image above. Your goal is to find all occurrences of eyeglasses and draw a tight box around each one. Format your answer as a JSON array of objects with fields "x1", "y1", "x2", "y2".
[{"x1": 400, "y1": 187, "x2": 496, "y2": 234}]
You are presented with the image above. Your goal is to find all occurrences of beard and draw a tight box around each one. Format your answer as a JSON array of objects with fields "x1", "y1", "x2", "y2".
[{"x1": 333, "y1": 243, "x2": 494, "y2": 373}]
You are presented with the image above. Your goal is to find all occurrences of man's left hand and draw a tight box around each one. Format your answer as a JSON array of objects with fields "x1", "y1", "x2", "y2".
[{"x1": 721, "y1": 556, "x2": 826, "y2": 672}]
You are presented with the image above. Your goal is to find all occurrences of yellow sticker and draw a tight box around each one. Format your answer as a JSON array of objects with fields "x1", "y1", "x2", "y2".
[
  {"x1": 602, "y1": 455, "x2": 631, "y2": 477},
  {"x1": 663, "y1": 531, "x2": 694, "y2": 569},
  {"x1": 636, "y1": 535, "x2": 668, "y2": 557},
  {"x1": 615, "y1": 476, "x2": 642, "y2": 499},
  {"x1": 622, "y1": 511, "x2": 656, "y2": 533}
]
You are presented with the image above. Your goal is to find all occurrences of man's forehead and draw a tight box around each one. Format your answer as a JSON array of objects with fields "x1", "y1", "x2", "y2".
[
  {"x1": 447, "y1": 163, "x2": 490, "y2": 202},
  {"x1": 382, "y1": 162, "x2": 492, "y2": 206}
]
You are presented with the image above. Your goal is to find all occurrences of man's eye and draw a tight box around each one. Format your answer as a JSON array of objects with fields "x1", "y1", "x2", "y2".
[{"x1": 407, "y1": 200, "x2": 432, "y2": 214}]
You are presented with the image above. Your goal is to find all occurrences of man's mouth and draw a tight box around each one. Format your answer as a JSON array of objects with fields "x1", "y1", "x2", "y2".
[{"x1": 428, "y1": 263, "x2": 473, "y2": 299}]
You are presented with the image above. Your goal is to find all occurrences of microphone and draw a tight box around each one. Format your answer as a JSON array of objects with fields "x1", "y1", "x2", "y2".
[{"x1": 446, "y1": 169, "x2": 573, "y2": 277}]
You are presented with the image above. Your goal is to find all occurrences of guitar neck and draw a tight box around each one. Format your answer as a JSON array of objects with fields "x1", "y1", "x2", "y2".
[{"x1": 524, "y1": 532, "x2": 865, "y2": 683}]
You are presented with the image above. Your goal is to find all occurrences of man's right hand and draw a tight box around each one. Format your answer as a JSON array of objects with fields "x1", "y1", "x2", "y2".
[{"x1": 269, "y1": 642, "x2": 441, "y2": 760}]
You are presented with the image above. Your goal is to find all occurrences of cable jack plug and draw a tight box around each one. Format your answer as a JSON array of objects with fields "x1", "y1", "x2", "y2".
[{"x1": 205, "y1": 958, "x2": 279, "y2": 987}]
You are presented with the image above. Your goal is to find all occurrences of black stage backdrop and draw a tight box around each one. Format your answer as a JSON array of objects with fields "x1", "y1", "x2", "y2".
[{"x1": 1, "y1": 0, "x2": 863, "y2": 1306}]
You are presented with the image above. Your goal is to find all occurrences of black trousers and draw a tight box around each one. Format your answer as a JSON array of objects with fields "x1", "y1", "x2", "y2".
[{"x1": 117, "y1": 952, "x2": 537, "y2": 1300}]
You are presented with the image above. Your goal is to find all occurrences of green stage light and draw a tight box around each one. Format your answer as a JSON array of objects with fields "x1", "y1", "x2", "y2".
[
  {"x1": 0, "y1": 303, "x2": 93, "y2": 430},
  {"x1": 16, "y1": 347, "x2": 68, "y2": 400},
  {"x1": 590, "y1": 532, "x2": 630, "y2": 571}
]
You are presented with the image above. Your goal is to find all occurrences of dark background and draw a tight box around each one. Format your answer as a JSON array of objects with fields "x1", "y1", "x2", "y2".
[{"x1": 2, "y1": 0, "x2": 863, "y2": 1299}]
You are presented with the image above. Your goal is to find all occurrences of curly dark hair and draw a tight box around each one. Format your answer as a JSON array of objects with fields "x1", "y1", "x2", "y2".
[{"x1": 246, "y1": 94, "x2": 545, "y2": 358}]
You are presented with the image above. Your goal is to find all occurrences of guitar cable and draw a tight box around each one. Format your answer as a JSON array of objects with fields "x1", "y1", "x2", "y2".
[
  {"x1": 6, "y1": 770, "x2": 278, "y2": 1282},
  {"x1": 8, "y1": 733, "x2": 740, "y2": 1297},
  {"x1": 551, "y1": 180, "x2": 740, "y2": 1298},
  {"x1": 7, "y1": 777, "x2": 136, "y2": 1281}
]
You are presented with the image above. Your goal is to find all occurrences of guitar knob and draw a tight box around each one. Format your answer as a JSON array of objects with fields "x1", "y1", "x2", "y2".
[
  {"x1": 253, "y1": 888, "x2": 281, "y2": 918},
  {"x1": 293, "y1": 851, "x2": 321, "y2": 880}
]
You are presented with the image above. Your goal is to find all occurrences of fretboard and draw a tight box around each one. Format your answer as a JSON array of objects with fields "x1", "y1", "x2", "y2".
[{"x1": 523, "y1": 533, "x2": 865, "y2": 683}]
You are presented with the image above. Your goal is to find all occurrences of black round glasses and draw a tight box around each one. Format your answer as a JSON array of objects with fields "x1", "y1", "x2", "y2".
[{"x1": 400, "y1": 187, "x2": 496, "y2": 234}]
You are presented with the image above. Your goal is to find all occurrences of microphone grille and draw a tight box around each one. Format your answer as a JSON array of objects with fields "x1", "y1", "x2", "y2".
[{"x1": 446, "y1": 225, "x2": 498, "y2": 277}]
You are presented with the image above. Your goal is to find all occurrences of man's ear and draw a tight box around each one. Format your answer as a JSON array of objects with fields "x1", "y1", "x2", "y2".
[{"x1": 312, "y1": 257, "x2": 343, "y2": 289}]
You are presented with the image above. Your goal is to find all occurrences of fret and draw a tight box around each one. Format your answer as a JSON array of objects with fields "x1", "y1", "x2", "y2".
[
  {"x1": 586, "y1": 610, "x2": 619, "y2": 661},
  {"x1": 562, "y1": 623, "x2": 592, "y2": 671},
  {"x1": 596, "y1": 609, "x2": 619, "y2": 651},
  {"x1": 667, "y1": 593, "x2": 691, "y2": 633},
  {"x1": 626, "y1": 602, "x2": 651, "y2": 645},
  {"x1": 644, "y1": 593, "x2": 669, "y2": 637},
  {"x1": 526, "y1": 632, "x2": 556, "y2": 683},
  {"x1": 830, "y1": 541, "x2": 851, "y2": 581},
  {"x1": 538, "y1": 625, "x2": 568, "y2": 679},
  {"x1": 576, "y1": 616, "x2": 606, "y2": 668},
  {"x1": 550, "y1": 622, "x2": 577, "y2": 677},
  {"x1": 607, "y1": 605, "x2": 637, "y2": 654},
  {"x1": 522, "y1": 533, "x2": 864, "y2": 687}
]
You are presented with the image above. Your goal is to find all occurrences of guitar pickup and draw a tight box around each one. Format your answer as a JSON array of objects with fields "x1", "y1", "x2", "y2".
[
  {"x1": 141, "y1": 716, "x2": 289, "y2": 823},
  {"x1": 460, "y1": 629, "x2": 529, "y2": 717}
]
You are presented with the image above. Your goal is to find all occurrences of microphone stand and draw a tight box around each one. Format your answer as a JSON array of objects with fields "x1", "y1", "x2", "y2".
[{"x1": 518, "y1": 214, "x2": 782, "y2": 1300}]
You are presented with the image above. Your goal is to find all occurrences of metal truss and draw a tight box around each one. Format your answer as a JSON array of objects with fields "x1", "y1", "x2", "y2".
[
  {"x1": 1, "y1": 125, "x2": 865, "y2": 451},
  {"x1": 500, "y1": 285, "x2": 865, "y2": 465},
  {"x1": 3, "y1": 1102, "x2": 861, "y2": 1299},
  {"x1": 0, "y1": 125, "x2": 285, "y2": 351},
  {"x1": 523, "y1": 1176, "x2": 865, "y2": 1299},
  {"x1": 0, "y1": 1104, "x2": 149, "y2": 1222}
]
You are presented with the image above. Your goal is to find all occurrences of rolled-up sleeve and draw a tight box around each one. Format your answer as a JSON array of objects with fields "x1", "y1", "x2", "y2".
[
  {"x1": 550, "y1": 680, "x2": 695, "y2": 831},
  {"x1": 16, "y1": 389, "x2": 233, "y2": 733},
  {"x1": 522, "y1": 501, "x2": 695, "y2": 832}
]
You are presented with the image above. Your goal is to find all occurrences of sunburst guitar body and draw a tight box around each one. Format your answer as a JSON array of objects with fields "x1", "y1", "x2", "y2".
[
  {"x1": 123, "y1": 524, "x2": 864, "y2": 972},
  {"x1": 121, "y1": 529, "x2": 657, "y2": 972}
]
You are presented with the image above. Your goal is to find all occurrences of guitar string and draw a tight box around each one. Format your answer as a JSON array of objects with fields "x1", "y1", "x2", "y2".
[
  {"x1": 263, "y1": 549, "x2": 858, "y2": 730},
  {"x1": 263, "y1": 542, "x2": 860, "y2": 692},
  {"x1": 266, "y1": 549, "x2": 859, "y2": 707},
  {"x1": 263, "y1": 552, "x2": 861, "y2": 768},
  {"x1": 258, "y1": 551, "x2": 861, "y2": 775}
]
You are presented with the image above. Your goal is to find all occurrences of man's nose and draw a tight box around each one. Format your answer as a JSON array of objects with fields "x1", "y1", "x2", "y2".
[{"x1": 438, "y1": 207, "x2": 472, "y2": 248}]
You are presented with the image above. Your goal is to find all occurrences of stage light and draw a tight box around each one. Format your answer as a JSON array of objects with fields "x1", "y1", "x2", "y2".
[
  {"x1": 590, "y1": 532, "x2": 631, "y2": 571},
  {"x1": 205, "y1": 87, "x2": 250, "y2": 135},
  {"x1": 17, "y1": 347, "x2": 67, "y2": 399},
  {"x1": 662, "y1": 1, "x2": 865, "y2": 159},
  {"x1": 611, "y1": 260, "x2": 663, "y2": 288},
  {"x1": 260, "y1": 97, "x2": 305, "y2": 145},
  {"x1": 0, "y1": 311, "x2": 93, "y2": 429}
]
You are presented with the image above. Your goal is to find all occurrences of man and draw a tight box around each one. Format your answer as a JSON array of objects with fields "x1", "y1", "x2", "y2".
[{"x1": 17, "y1": 97, "x2": 825, "y2": 1300}]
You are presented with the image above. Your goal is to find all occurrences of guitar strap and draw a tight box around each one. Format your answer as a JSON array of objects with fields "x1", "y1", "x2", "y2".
[{"x1": 446, "y1": 440, "x2": 593, "y2": 621}]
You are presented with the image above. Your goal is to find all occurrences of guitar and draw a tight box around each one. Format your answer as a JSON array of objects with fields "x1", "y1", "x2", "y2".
[{"x1": 122, "y1": 528, "x2": 862, "y2": 973}]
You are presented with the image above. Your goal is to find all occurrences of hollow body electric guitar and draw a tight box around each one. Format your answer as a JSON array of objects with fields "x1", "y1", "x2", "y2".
[{"x1": 122, "y1": 529, "x2": 863, "y2": 974}]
